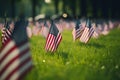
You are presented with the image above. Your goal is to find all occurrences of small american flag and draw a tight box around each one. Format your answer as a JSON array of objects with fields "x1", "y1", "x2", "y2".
[
  {"x1": 45, "y1": 21, "x2": 62, "y2": 52},
  {"x1": 0, "y1": 20, "x2": 33, "y2": 80},
  {"x1": 92, "y1": 25, "x2": 99, "y2": 39},
  {"x1": 72, "y1": 20, "x2": 84, "y2": 41},
  {"x1": 1, "y1": 24, "x2": 12, "y2": 45},
  {"x1": 80, "y1": 19, "x2": 94, "y2": 43}
]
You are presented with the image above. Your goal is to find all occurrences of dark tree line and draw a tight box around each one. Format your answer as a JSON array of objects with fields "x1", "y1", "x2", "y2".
[
  {"x1": 0, "y1": 0, "x2": 120, "y2": 19},
  {"x1": 55, "y1": 0, "x2": 120, "y2": 19}
]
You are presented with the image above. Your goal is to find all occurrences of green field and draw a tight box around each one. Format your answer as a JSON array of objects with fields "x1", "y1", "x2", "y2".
[
  {"x1": 1, "y1": 29, "x2": 120, "y2": 80},
  {"x1": 24, "y1": 28, "x2": 120, "y2": 80}
]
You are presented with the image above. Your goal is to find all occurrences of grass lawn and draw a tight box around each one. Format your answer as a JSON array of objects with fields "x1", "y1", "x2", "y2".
[
  {"x1": 26, "y1": 28, "x2": 120, "y2": 80},
  {"x1": 1, "y1": 28, "x2": 120, "y2": 80}
]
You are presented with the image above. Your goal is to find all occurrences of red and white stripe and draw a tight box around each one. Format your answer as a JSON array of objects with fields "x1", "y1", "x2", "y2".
[
  {"x1": 87, "y1": 27, "x2": 94, "y2": 43},
  {"x1": 75, "y1": 27, "x2": 84, "y2": 40},
  {"x1": 45, "y1": 33, "x2": 62, "y2": 52},
  {"x1": 45, "y1": 34, "x2": 55, "y2": 52},
  {"x1": 80, "y1": 27, "x2": 89, "y2": 43},
  {"x1": 80, "y1": 27, "x2": 94, "y2": 43},
  {"x1": 0, "y1": 39, "x2": 32, "y2": 80},
  {"x1": 92, "y1": 30, "x2": 99, "y2": 39},
  {"x1": 75, "y1": 28, "x2": 81, "y2": 39},
  {"x1": 56, "y1": 33, "x2": 62, "y2": 48},
  {"x1": 1, "y1": 28, "x2": 12, "y2": 45}
]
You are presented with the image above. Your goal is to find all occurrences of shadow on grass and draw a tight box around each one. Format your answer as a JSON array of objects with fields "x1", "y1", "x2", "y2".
[
  {"x1": 44, "y1": 52, "x2": 56, "y2": 56},
  {"x1": 78, "y1": 42, "x2": 105, "y2": 48},
  {"x1": 45, "y1": 51, "x2": 69, "y2": 60},
  {"x1": 57, "y1": 51, "x2": 69, "y2": 64}
]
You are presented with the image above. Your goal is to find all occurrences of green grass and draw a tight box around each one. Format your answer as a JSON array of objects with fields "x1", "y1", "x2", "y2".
[
  {"x1": 24, "y1": 29, "x2": 120, "y2": 80},
  {"x1": 0, "y1": 29, "x2": 120, "y2": 80}
]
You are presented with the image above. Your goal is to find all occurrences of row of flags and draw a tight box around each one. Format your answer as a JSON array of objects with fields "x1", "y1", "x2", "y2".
[
  {"x1": 72, "y1": 19, "x2": 95, "y2": 43},
  {"x1": 43, "y1": 19, "x2": 94, "y2": 51},
  {"x1": 1, "y1": 18, "x2": 119, "y2": 51},
  {"x1": 27, "y1": 18, "x2": 119, "y2": 40},
  {"x1": 0, "y1": 19, "x2": 63, "y2": 79},
  {"x1": 72, "y1": 20, "x2": 84, "y2": 40},
  {"x1": 1, "y1": 18, "x2": 119, "y2": 52},
  {"x1": 73, "y1": 19, "x2": 94, "y2": 43},
  {"x1": 0, "y1": 17, "x2": 119, "y2": 79}
]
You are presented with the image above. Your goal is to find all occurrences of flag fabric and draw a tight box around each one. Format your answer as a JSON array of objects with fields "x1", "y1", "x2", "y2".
[
  {"x1": 26, "y1": 27, "x2": 32, "y2": 38},
  {"x1": 80, "y1": 19, "x2": 94, "y2": 43},
  {"x1": 101, "y1": 22, "x2": 109, "y2": 35},
  {"x1": 72, "y1": 20, "x2": 84, "y2": 41},
  {"x1": 92, "y1": 23, "x2": 99, "y2": 39},
  {"x1": 1, "y1": 27, "x2": 12, "y2": 45},
  {"x1": 87, "y1": 26, "x2": 95, "y2": 42},
  {"x1": 92, "y1": 30, "x2": 99, "y2": 39},
  {"x1": 80, "y1": 27, "x2": 89, "y2": 43},
  {"x1": 45, "y1": 21, "x2": 62, "y2": 52},
  {"x1": 0, "y1": 19, "x2": 33, "y2": 80}
]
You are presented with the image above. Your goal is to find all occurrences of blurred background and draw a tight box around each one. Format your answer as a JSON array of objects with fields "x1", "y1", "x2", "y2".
[
  {"x1": 0, "y1": 1, "x2": 120, "y2": 80},
  {"x1": 0, "y1": 0, "x2": 120, "y2": 20}
]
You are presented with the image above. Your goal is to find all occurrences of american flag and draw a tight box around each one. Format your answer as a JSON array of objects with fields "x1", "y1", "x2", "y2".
[
  {"x1": 72, "y1": 20, "x2": 84, "y2": 41},
  {"x1": 45, "y1": 21, "x2": 62, "y2": 52},
  {"x1": 92, "y1": 30, "x2": 99, "y2": 39},
  {"x1": 1, "y1": 24, "x2": 12, "y2": 45},
  {"x1": 0, "y1": 20, "x2": 33, "y2": 80},
  {"x1": 80, "y1": 19, "x2": 94, "y2": 43},
  {"x1": 92, "y1": 24, "x2": 99, "y2": 39}
]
